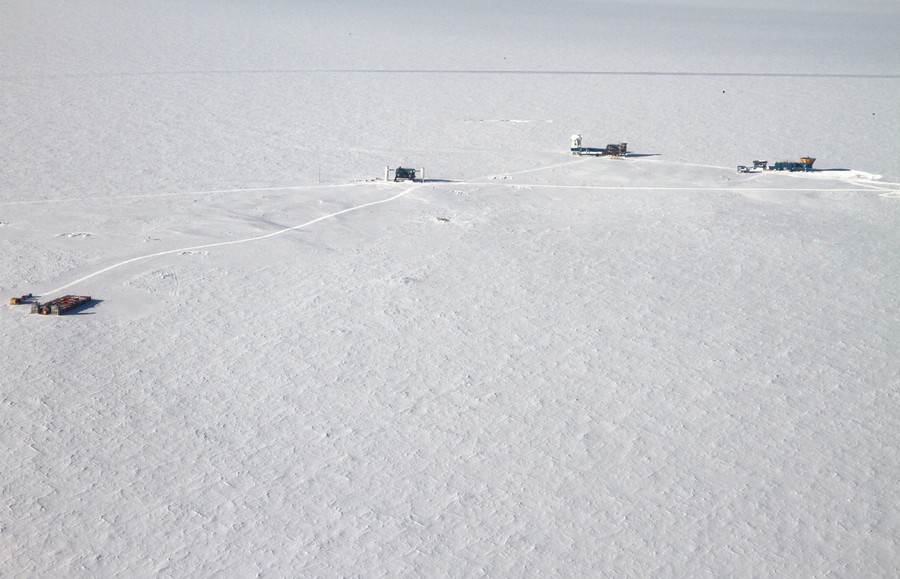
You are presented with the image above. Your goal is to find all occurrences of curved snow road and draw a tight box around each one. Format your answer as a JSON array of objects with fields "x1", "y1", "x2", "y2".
[
  {"x1": 38, "y1": 158, "x2": 589, "y2": 298},
  {"x1": 35, "y1": 156, "x2": 897, "y2": 298},
  {"x1": 39, "y1": 182, "x2": 425, "y2": 298}
]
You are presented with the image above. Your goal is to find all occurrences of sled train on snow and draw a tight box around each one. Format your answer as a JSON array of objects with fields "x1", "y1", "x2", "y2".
[
  {"x1": 7, "y1": 294, "x2": 93, "y2": 315},
  {"x1": 570, "y1": 134, "x2": 628, "y2": 157},
  {"x1": 737, "y1": 157, "x2": 816, "y2": 173}
]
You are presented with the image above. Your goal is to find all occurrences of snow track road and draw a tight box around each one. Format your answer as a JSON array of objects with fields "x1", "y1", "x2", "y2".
[
  {"x1": 36, "y1": 158, "x2": 587, "y2": 298},
  {"x1": 35, "y1": 156, "x2": 897, "y2": 298},
  {"x1": 39, "y1": 182, "x2": 425, "y2": 297}
]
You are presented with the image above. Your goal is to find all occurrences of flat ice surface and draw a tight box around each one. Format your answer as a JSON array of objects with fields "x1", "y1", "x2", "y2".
[{"x1": 2, "y1": 1, "x2": 898, "y2": 576}]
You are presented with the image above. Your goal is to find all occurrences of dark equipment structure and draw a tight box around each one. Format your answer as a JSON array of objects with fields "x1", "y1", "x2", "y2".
[
  {"x1": 30, "y1": 295, "x2": 92, "y2": 315},
  {"x1": 394, "y1": 167, "x2": 417, "y2": 181},
  {"x1": 770, "y1": 157, "x2": 816, "y2": 172},
  {"x1": 385, "y1": 166, "x2": 424, "y2": 182}
]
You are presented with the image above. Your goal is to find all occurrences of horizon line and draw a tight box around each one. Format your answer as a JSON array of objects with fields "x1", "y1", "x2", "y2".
[{"x1": 3, "y1": 69, "x2": 899, "y2": 80}]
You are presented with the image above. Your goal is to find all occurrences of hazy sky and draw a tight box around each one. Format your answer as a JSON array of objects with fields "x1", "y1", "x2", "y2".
[{"x1": 1, "y1": 1, "x2": 898, "y2": 75}]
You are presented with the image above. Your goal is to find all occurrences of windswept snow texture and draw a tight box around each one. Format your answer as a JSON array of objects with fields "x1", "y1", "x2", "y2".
[{"x1": 2, "y1": 1, "x2": 899, "y2": 576}]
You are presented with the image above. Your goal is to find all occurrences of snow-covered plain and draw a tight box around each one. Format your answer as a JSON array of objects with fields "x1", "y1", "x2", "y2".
[{"x1": 2, "y1": 1, "x2": 899, "y2": 576}]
